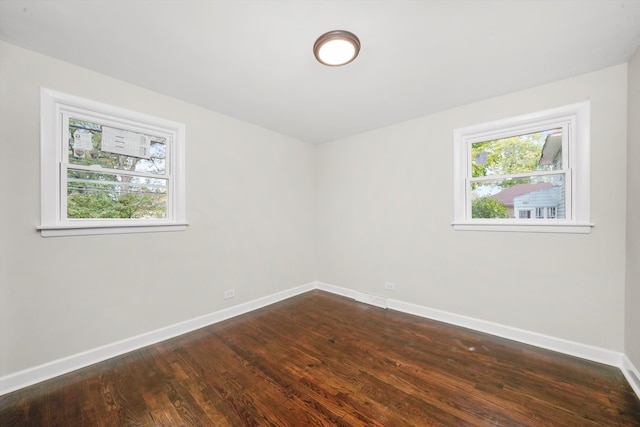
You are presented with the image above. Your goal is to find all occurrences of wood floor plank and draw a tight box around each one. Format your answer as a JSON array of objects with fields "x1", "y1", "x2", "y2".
[{"x1": 1, "y1": 290, "x2": 639, "y2": 426}]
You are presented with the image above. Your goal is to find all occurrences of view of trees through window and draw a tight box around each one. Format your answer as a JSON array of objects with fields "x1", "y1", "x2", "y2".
[
  {"x1": 469, "y1": 128, "x2": 565, "y2": 219},
  {"x1": 66, "y1": 118, "x2": 168, "y2": 219}
]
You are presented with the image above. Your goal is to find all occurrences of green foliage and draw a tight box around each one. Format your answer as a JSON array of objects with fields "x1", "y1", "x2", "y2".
[
  {"x1": 66, "y1": 119, "x2": 167, "y2": 219},
  {"x1": 67, "y1": 191, "x2": 166, "y2": 219},
  {"x1": 472, "y1": 197, "x2": 508, "y2": 219},
  {"x1": 471, "y1": 133, "x2": 550, "y2": 188}
]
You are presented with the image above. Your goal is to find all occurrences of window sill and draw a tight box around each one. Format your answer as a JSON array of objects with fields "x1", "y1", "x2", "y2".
[
  {"x1": 451, "y1": 221, "x2": 593, "y2": 234},
  {"x1": 38, "y1": 223, "x2": 189, "y2": 237}
]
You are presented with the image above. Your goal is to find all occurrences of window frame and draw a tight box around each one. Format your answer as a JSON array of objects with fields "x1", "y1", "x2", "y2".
[
  {"x1": 39, "y1": 88, "x2": 187, "y2": 237},
  {"x1": 452, "y1": 102, "x2": 591, "y2": 233}
]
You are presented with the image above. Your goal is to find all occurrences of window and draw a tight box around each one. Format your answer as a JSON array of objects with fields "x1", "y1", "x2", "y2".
[
  {"x1": 519, "y1": 210, "x2": 532, "y2": 219},
  {"x1": 39, "y1": 89, "x2": 187, "y2": 237},
  {"x1": 453, "y1": 102, "x2": 591, "y2": 233},
  {"x1": 547, "y1": 207, "x2": 557, "y2": 219}
]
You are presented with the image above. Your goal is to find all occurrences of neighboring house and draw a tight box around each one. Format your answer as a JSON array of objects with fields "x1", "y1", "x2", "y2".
[
  {"x1": 536, "y1": 130, "x2": 566, "y2": 219},
  {"x1": 513, "y1": 184, "x2": 562, "y2": 219},
  {"x1": 490, "y1": 131, "x2": 565, "y2": 219},
  {"x1": 539, "y1": 130, "x2": 563, "y2": 168},
  {"x1": 489, "y1": 182, "x2": 553, "y2": 218}
]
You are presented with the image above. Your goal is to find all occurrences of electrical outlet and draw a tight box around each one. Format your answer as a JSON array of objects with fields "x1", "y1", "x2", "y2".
[
  {"x1": 223, "y1": 289, "x2": 236, "y2": 299},
  {"x1": 384, "y1": 282, "x2": 396, "y2": 291}
]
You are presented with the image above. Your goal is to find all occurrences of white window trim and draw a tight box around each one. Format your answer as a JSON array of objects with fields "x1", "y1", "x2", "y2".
[
  {"x1": 39, "y1": 88, "x2": 188, "y2": 237},
  {"x1": 452, "y1": 102, "x2": 592, "y2": 233}
]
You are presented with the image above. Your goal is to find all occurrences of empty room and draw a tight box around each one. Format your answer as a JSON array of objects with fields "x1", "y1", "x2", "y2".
[{"x1": 1, "y1": 0, "x2": 640, "y2": 425}]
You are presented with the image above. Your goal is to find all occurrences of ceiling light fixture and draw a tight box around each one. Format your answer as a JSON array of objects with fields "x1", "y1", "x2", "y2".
[{"x1": 313, "y1": 30, "x2": 360, "y2": 66}]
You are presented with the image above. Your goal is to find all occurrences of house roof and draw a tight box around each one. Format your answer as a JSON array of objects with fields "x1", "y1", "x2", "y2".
[{"x1": 489, "y1": 183, "x2": 553, "y2": 207}]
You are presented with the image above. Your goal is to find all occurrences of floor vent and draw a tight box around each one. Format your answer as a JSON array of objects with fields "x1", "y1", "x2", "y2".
[{"x1": 354, "y1": 292, "x2": 388, "y2": 309}]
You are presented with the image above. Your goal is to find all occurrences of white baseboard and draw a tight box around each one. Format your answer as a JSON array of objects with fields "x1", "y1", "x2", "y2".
[
  {"x1": 622, "y1": 355, "x2": 640, "y2": 399},
  {"x1": 316, "y1": 283, "x2": 636, "y2": 399},
  {"x1": 354, "y1": 292, "x2": 388, "y2": 309},
  {"x1": 315, "y1": 282, "x2": 360, "y2": 299},
  {"x1": 387, "y1": 299, "x2": 623, "y2": 367},
  {"x1": 316, "y1": 282, "x2": 625, "y2": 368},
  {"x1": 318, "y1": 283, "x2": 390, "y2": 309},
  {"x1": 0, "y1": 282, "x2": 315, "y2": 396},
  {"x1": 1, "y1": 281, "x2": 636, "y2": 401}
]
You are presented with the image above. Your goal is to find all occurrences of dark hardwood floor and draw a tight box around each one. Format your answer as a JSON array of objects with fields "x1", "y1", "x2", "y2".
[{"x1": 1, "y1": 290, "x2": 639, "y2": 426}]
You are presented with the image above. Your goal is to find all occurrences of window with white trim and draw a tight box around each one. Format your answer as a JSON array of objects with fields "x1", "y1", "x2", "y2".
[
  {"x1": 453, "y1": 102, "x2": 591, "y2": 233},
  {"x1": 39, "y1": 89, "x2": 187, "y2": 237}
]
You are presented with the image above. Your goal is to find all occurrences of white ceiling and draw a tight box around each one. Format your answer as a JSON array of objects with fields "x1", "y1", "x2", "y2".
[{"x1": 1, "y1": 0, "x2": 640, "y2": 144}]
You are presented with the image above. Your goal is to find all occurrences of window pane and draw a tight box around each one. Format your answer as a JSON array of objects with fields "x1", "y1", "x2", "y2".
[
  {"x1": 67, "y1": 169, "x2": 168, "y2": 219},
  {"x1": 471, "y1": 128, "x2": 563, "y2": 177},
  {"x1": 471, "y1": 174, "x2": 566, "y2": 219},
  {"x1": 519, "y1": 210, "x2": 532, "y2": 219},
  {"x1": 68, "y1": 118, "x2": 166, "y2": 175}
]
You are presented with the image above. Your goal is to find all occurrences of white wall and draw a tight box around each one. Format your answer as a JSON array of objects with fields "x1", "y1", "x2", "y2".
[
  {"x1": 0, "y1": 41, "x2": 316, "y2": 377},
  {"x1": 626, "y1": 47, "x2": 640, "y2": 367},
  {"x1": 316, "y1": 65, "x2": 628, "y2": 351},
  {"x1": 0, "y1": 38, "x2": 634, "y2": 386}
]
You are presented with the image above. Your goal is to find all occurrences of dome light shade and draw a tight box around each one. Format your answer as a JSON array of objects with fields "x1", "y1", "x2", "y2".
[{"x1": 313, "y1": 30, "x2": 360, "y2": 66}]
